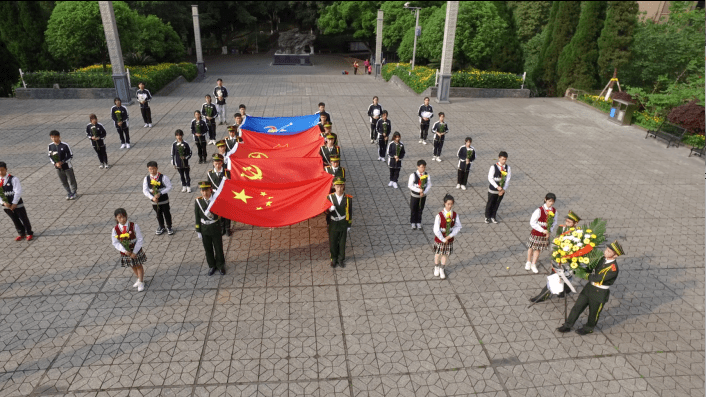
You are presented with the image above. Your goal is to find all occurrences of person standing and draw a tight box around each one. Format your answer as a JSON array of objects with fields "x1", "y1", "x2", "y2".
[
  {"x1": 557, "y1": 241, "x2": 625, "y2": 335},
  {"x1": 327, "y1": 177, "x2": 352, "y2": 268},
  {"x1": 86, "y1": 114, "x2": 109, "y2": 169},
  {"x1": 171, "y1": 129, "x2": 192, "y2": 193},
  {"x1": 48, "y1": 130, "x2": 77, "y2": 200},
  {"x1": 315, "y1": 102, "x2": 332, "y2": 123},
  {"x1": 214, "y1": 79, "x2": 228, "y2": 125},
  {"x1": 485, "y1": 151, "x2": 510, "y2": 224},
  {"x1": 353, "y1": 60, "x2": 359, "y2": 74},
  {"x1": 418, "y1": 97, "x2": 433, "y2": 145},
  {"x1": 408, "y1": 160, "x2": 432, "y2": 230},
  {"x1": 455, "y1": 137, "x2": 475, "y2": 190},
  {"x1": 207, "y1": 154, "x2": 231, "y2": 236},
  {"x1": 363, "y1": 59, "x2": 370, "y2": 75},
  {"x1": 0, "y1": 162, "x2": 33, "y2": 241},
  {"x1": 324, "y1": 156, "x2": 345, "y2": 193},
  {"x1": 191, "y1": 110, "x2": 209, "y2": 164},
  {"x1": 367, "y1": 96, "x2": 382, "y2": 144},
  {"x1": 320, "y1": 134, "x2": 341, "y2": 168},
  {"x1": 386, "y1": 131, "x2": 405, "y2": 189},
  {"x1": 111, "y1": 208, "x2": 147, "y2": 292},
  {"x1": 142, "y1": 161, "x2": 174, "y2": 235},
  {"x1": 202, "y1": 94, "x2": 219, "y2": 145},
  {"x1": 525, "y1": 193, "x2": 557, "y2": 274},
  {"x1": 136, "y1": 82, "x2": 153, "y2": 128},
  {"x1": 431, "y1": 112, "x2": 448, "y2": 162},
  {"x1": 111, "y1": 97, "x2": 131, "y2": 149},
  {"x1": 432, "y1": 194, "x2": 462, "y2": 280},
  {"x1": 375, "y1": 110, "x2": 391, "y2": 162},
  {"x1": 224, "y1": 126, "x2": 241, "y2": 154},
  {"x1": 195, "y1": 181, "x2": 226, "y2": 275}
]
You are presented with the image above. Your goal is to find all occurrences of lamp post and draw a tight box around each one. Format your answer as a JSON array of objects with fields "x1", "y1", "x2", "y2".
[{"x1": 404, "y1": 3, "x2": 421, "y2": 70}]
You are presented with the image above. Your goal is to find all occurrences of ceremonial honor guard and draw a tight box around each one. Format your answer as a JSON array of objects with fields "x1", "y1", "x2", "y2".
[
  {"x1": 171, "y1": 129, "x2": 192, "y2": 193},
  {"x1": 530, "y1": 211, "x2": 582, "y2": 303},
  {"x1": 375, "y1": 110, "x2": 391, "y2": 161},
  {"x1": 320, "y1": 134, "x2": 341, "y2": 167},
  {"x1": 214, "y1": 79, "x2": 228, "y2": 125},
  {"x1": 0, "y1": 162, "x2": 33, "y2": 241},
  {"x1": 432, "y1": 195, "x2": 462, "y2": 279},
  {"x1": 525, "y1": 193, "x2": 557, "y2": 273},
  {"x1": 367, "y1": 96, "x2": 382, "y2": 144},
  {"x1": 557, "y1": 240, "x2": 625, "y2": 335},
  {"x1": 136, "y1": 82, "x2": 153, "y2": 127},
  {"x1": 86, "y1": 114, "x2": 109, "y2": 168},
  {"x1": 386, "y1": 131, "x2": 405, "y2": 189},
  {"x1": 327, "y1": 177, "x2": 352, "y2": 268},
  {"x1": 111, "y1": 97, "x2": 130, "y2": 149},
  {"x1": 142, "y1": 161, "x2": 174, "y2": 235},
  {"x1": 48, "y1": 130, "x2": 78, "y2": 200},
  {"x1": 408, "y1": 160, "x2": 432, "y2": 230},
  {"x1": 207, "y1": 154, "x2": 231, "y2": 236},
  {"x1": 431, "y1": 112, "x2": 448, "y2": 162},
  {"x1": 485, "y1": 151, "x2": 510, "y2": 224},
  {"x1": 191, "y1": 110, "x2": 210, "y2": 164},
  {"x1": 225, "y1": 126, "x2": 241, "y2": 154},
  {"x1": 231, "y1": 114, "x2": 243, "y2": 136},
  {"x1": 418, "y1": 97, "x2": 433, "y2": 144},
  {"x1": 325, "y1": 156, "x2": 345, "y2": 193},
  {"x1": 202, "y1": 95, "x2": 219, "y2": 145},
  {"x1": 321, "y1": 123, "x2": 338, "y2": 147},
  {"x1": 111, "y1": 208, "x2": 147, "y2": 292},
  {"x1": 195, "y1": 181, "x2": 226, "y2": 275},
  {"x1": 317, "y1": 113, "x2": 330, "y2": 133},
  {"x1": 456, "y1": 137, "x2": 475, "y2": 190},
  {"x1": 215, "y1": 140, "x2": 229, "y2": 169}
]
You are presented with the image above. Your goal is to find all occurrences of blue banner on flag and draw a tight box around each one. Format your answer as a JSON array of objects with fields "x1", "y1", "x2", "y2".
[{"x1": 241, "y1": 114, "x2": 320, "y2": 134}]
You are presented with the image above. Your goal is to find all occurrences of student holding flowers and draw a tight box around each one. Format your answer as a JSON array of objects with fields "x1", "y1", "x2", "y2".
[
  {"x1": 525, "y1": 193, "x2": 557, "y2": 274},
  {"x1": 432, "y1": 194, "x2": 462, "y2": 280},
  {"x1": 111, "y1": 208, "x2": 147, "y2": 292},
  {"x1": 485, "y1": 151, "x2": 510, "y2": 224},
  {"x1": 142, "y1": 161, "x2": 174, "y2": 236}
]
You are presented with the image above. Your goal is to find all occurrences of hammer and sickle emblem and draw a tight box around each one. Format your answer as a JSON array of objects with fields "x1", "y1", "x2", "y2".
[
  {"x1": 248, "y1": 152, "x2": 269, "y2": 159},
  {"x1": 240, "y1": 165, "x2": 263, "y2": 180}
]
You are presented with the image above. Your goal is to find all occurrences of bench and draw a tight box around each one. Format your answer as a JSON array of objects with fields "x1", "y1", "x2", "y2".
[
  {"x1": 645, "y1": 121, "x2": 687, "y2": 148},
  {"x1": 689, "y1": 146, "x2": 705, "y2": 157}
]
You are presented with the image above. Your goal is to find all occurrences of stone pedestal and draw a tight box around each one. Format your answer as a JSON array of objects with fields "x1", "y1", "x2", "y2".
[
  {"x1": 436, "y1": 1, "x2": 459, "y2": 104},
  {"x1": 98, "y1": 1, "x2": 131, "y2": 104},
  {"x1": 436, "y1": 74, "x2": 452, "y2": 104},
  {"x1": 273, "y1": 54, "x2": 312, "y2": 65}
]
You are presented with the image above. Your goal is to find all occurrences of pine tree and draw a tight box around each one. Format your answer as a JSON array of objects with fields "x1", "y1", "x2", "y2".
[
  {"x1": 487, "y1": 1, "x2": 524, "y2": 73},
  {"x1": 0, "y1": 39, "x2": 19, "y2": 97},
  {"x1": 557, "y1": 1, "x2": 607, "y2": 94},
  {"x1": 0, "y1": 1, "x2": 56, "y2": 71},
  {"x1": 597, "y1": 1, "x2": 639, "y2": 83}
]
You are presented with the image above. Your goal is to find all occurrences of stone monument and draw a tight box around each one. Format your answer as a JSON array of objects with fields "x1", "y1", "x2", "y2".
[{"x1": 273, "y1": 28, "x2": 315, "y2": 66}]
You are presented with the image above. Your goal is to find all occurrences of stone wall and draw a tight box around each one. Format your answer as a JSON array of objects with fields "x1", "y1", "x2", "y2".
[
  {"x1": 420, "y1": 86, "x2": 530, "y2": 98},
  {"x1": 15, "y1": 75, "x2": 187, "y2": 100}
]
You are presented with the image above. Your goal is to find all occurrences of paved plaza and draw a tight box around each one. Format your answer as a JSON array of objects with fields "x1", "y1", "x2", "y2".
[{"x1": 0, "y1": 53, "x2": 703, "y2": 397}]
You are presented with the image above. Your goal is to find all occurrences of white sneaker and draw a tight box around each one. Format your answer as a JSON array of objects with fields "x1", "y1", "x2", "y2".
[
  {"x1": 120, "y1": 144, "x2": 126, "y2": 149},
  {"x1": 133, "y1": 279, "x2": 140, "y2": 287},
  {"x1": 439, "y1": 268, "x2": 446, "y2": 279},
  {"x1": 419, "y1": 139, "x2": 423, "y2": 144},
  {"x1": 525, "y1": 261, "x2": 532, "y2": 270},
  {"x1": 104, "y1": 164, "x2": 110, "y2": 169},
  {"x1": 432, "y1": 156, "x2": 437, "y2": 161},
  {"x1": 144, "y1": 124, "x2": 149, "y2": 128},
  {"x1": 491, "y1": 218, "x2": 498, "y2": 224},
  {"x1": 99, "y1": 164, "x2": 104, "y2": 169},
  {"x1": 531, "y1": 264, "x2": 538, "y2": 274},
  {"x1": 137, "y1": 281, "x2": 145, "y2": 292},
  {"x1": 423, "y1": 141, "x2": 427, "y2": 145},
  {"x1": 411, "y1": 224, "x2": 416, "y2": 230},
  {"x1": 417, "y1": 223, "x2": 422, "y2": 229},
  {"x1": 148, "y1": 124, "x2": 153, "y2": 128},
  {"x1": 436, "y1": 157, "x2": 442, "y2": 162},
  {"x1": 392, "y1": 182, "x2": 398, "y2": 189},
  {"x1": 434, "y1": 266, "x2": 440, "y2": 277},
  {"x1": 126, "y1": 144, "x2": 131, "y2": 149},
  {"x1": 187, "y1": 187, "x2": 192, "y2": 193},
  {"x1": 388, "y1": 181, "x2": 393, "y2": 186},
  {"x1": 371, "y1": 140, "x2": 375, "y2": 144},
  {"x1": 461, "y1": 185, "x2": 466, "y2": 190},
  {"x1": 380, "y1": 157, "x2": 386, "y2": 162},
  {"x1": 456, "y1": 184, "x2": 460, "y2": 189},
  {"x1": 181, "y1": 186, "x2": 187, "y2": 192}
]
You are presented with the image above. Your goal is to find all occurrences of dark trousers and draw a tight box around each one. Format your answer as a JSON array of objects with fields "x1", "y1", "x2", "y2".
[
  {"x1": 410, "y1": 195, "x2": 426, "y2": 224},
  {"x1": 533, "y1": 283, "x2": 571, "y2": 302},
  {"x1": 328, "y1": 222, "x2": 348, "y2": 264},
  {"x1": 152, "y1": 202, "x2": 172, "y2": 229},
  {"x1": 420, "y1": 123, "x2": 429, "y2": 140},
  {"x1": 140, "y1": 107, "x2": 152, "y2": 124},
  {"x1": 4, "y1": 207, "x2": 32, "y2": 236},
  {"x1": 564, "y1": 289, "x2": 605, "y2": 331},
  {"x1": 56, "y1": 168, "x2": 77, "y2": 195},
  {"x1": 207, "y1": 120, "x2": 217, "y2": 140},
  {"x1": 116, "y1": 125, "x2": 130, "y2": 144},
  {"x1": 221, "y1": 218, "x2": 231, "y2": 236},
  {"x1": 370, "y1": 122, "x2": 377, "y2": 140},
  {"x1": 389, "y1": 168, "x2": 401, "y2": 182},
  {"x1": 433, "y1": 138, "x2": 445, "y2": 156},
  {"x1": 485, "y1": 192, "x2": 504, "y2": 219},
  {"x1": 457, "y1": 169, "x2": 469, "y2": 186},
  {"x1": 194, "y1": 136, "x2": 207, "y2": 161},
  {"x1": 177, "y1": 167, "x2": 191, "y2": 186},
  {"x1": 92, "y1": 143, "x2": 108, "y2": 164},
  {"x1": 378, "y1": 139, "x2": 387, "y2": 158},
  {"x1": 202, "y1": 233, "x2": 225, "y2": 270}
]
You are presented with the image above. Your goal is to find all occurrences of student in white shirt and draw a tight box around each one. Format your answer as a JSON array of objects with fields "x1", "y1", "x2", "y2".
[
  {"x1": 525, "y1": 193, "x2": 557, "y2": 274},
  {"x1": 485, "y1": 151, "x2": 511, "y2": 224},
  {"x1": 111, "y1": 208, "x2": 147, "y2": 291},
  {"x1": 432, "y1": 194, "x2": 462, "y2": 280}
]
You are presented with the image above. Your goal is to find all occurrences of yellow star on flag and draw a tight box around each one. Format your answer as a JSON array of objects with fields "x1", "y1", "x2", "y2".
[
  {"x1": 266, "y1": 201, "x2": 272, "y2": 207},
  {"x1": 233, "y1": 189, "x2": 253, "y2": 203},
  {"x1": 256, "y1": 207, "x2": 263, "y2": 210},
  {"x1": 260, "y1": 192, "x2": 267, "y2": 196}
]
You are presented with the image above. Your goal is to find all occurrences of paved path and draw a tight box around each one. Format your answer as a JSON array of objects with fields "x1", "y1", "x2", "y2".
[{"x1": 0, "y1": 53, "x2": 703, "y2": 397}]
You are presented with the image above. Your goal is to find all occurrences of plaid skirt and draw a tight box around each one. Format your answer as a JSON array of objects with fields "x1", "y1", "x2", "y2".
[
  {"x1": 526, "y1": 233, "x2": 549, "y2": 251},
  {"x1": 432, "y1": 241, "x2": 454, "y2": 255},
  {"x1": 119, "y1": 248, "x2": 147, "y2": 267}
]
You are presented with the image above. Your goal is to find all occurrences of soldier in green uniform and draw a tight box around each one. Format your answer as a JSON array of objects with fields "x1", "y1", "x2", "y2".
[
  {"x1": 327, "y1": 177, "x2": 352, "y2": 268},
  {"x1": 324, "y1": 156, "x2": 345, "y2": 193},
  {"x1": 224, "y1": 126, "x2": 241, "y2": 154},
  {"x1": 194, "y1": 181, "x2": 226, "y2": 275},
  {"x1": 320, "y1": 134, "x2": 341, "y2": 168},
  {"x1": 557, "y1": 240, "x2": 625, "y2": 335},
  {"x1": 207, "y1": 154, "x2": 231, "y2": 236}
]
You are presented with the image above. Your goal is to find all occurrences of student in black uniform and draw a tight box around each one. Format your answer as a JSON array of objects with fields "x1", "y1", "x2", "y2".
[
  {"x1": 316, "y1": 102, "x2": 332, "y2": 123},
  {"x1": 375, "y1": 110, "x2": 391, "y2": 162},
  {"x1": 408, "y1": 160, "x2": 432, "y2": 230},
  {"x1": 0, "y1": 162, "x2": 34, "y2": 241},
  {"x1": 214, "y1": 79, "x2": 228, "y2": 125},
  {"x1": 367, "y1": 96, "x2": 382, "y2": 144},
  {"x1": 418, "y1": 97, "x2": 433, "y2": 144},
  {"x1": 456, "y1": 137, "x2": 475, "y2": 190},
  {"x1": 191, "y1": 110, "x2": 209, "y2": 164},
  {"x1": 386, "y1": 131, "x2": 405, "y2": 189},
  {"x1": 111, "y1": 98, "x2": 130, "y2": 149},
  {"x1": 48, "y1": 130, "x2": 78, "y2": 200},
  {"x1": 86, "y1": 114, "x2": 109, "y2": 169},
  {"x1": 136, "y1": 82, "x2": 153, "y2": 128},
  {"x1": 142, "y1": 161, "x2": 174, "y2": 235},
  {"x1": 431, "y1": 112, "x2": 448, "y2": 162},
  {"x1": 202, "y1": 94, "x2": 218, "y2": 145},
  {"x1": 232, "y1": 114, "x2": 243, "y2": 136},
  {"x1": 171, "y1": 129, "x2": 192, "y2": 193},
  {"x1": 238, "y1": 104, "x2": 250, "y2": 122}
]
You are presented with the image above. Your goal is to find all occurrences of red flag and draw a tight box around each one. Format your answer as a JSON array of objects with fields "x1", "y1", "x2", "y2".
[
  {"x1": 230, "y1": 140, "x2": 322, "y2": 159},
  {"x1": 241, "y1": 126, "x2": 323, "y2": 149},
  {"x1": 229, "y1": 157, "x2": 326, "y2": 183},
  {"x1": 209, "y1": 173, "x2": 334, "y2": 227}
]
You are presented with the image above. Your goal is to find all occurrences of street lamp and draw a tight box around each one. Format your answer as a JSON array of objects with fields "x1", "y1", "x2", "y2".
[{"x1": 404, "y1": 2, "x2": 421, "y2": 70}]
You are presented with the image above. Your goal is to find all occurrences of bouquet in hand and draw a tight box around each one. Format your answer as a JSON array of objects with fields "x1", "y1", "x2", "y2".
[
  {"x1": 444, "y1": 212, "x2": 452, "y2": 238},
  {"x1": 545, "y1": 210, "x2": 555, "y2": 235},
  {"x1": 196, "y1": 123, "x2": 201, "y2": 135},
  {"x1": 418, "y1": 174, "x2": 428, "y2": 208},
  {"x1": 150, "y1": 178, "x2": 161, "y2": 197},
  {"x1": 115, "y1": 110, "x2": 122, "y2": 123},
  {"x1": 551, "y1": 218, "x2": 606, "y2": 280},
  {"x1": 177, "y1": 143, "x2": 186, "y2": 161},
  {"x1": 206, "y1": 106, "x2": 212, "y2": 118},
  {"x1": 91, "y1": 126, "x2": 99, "y2": 139},
  {"x1": 50, "y1": 151, "x2": 60, "y2": 164},
  {"x1": 0, "y1": 188, "x2": 8, "y2": 205},
  {"x1": 499, "y1": 168, "x2": 507, "y2": 189},
  {"x1": 466, "y1": 148, "x2": 474, "y2": 161},
  {"x1": 118, "y1": 232, "x2": 132, "y2": 252},
  {"x1": 396, "y1": 143, "x2": 401, "y2": 158}
]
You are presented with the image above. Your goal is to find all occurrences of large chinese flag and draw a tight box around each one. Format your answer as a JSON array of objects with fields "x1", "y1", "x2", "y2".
[
  {"x1": 230, "y1": 140, "x2": 322, "y2": 160},
  {"x1": 208, "y1": 174, "x2": 334, "y2": 227},
  {"x1": 229, "y1": 157, "x2": 326, "y2": 183},
  {"x1": 240, "y1": 126, "x2": 323, "y2": 149}
]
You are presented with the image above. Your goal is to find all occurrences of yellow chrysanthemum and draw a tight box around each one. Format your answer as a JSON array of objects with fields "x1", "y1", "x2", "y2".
[
  {"x1": 150, "y1": 180, "x2": 161, "y2": 186},
  {"x1": 589, "y1": 242, "x2": 596, "y2": 247},
  {"x1": 570, "y1": 262, "x2": 579, "y2": 269},
  {"x1": 118, "y1": 233, "x2": 130, "y2": 239},
  {"x1": 553, "y1": 238, "x2": 560, "y2": 245},
  {"x1": 583, "y1": 238, "x2": 591, "y2": 244},
  {"x1": 591, "y1": 234, "x2": 596, "y2": 238},
  {"x1": 586, "y1": 229, "x2": 592, "y2": 233},
  {"x1": 561, "y1": 258, "x2": 568, "y2": 264}
]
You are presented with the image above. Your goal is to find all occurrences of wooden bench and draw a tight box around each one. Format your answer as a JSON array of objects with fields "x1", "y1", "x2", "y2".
[
  {"x1": 689, "y1": 146, "x2": 705, "y2": 157},
  {"x1": 645, "y1": 121, "x2": 687, "y2": 148}
]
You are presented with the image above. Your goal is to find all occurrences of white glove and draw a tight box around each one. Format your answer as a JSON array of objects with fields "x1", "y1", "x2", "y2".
[
  {"x1": 197, "y1": 233, "x2": 202, "y2": 240},
  {"x1": 347, "y1": 227, "x2": 351, "y2": 233},
  {"x1": 329, "y1": 205, "x2": 335, "y2": 212}
]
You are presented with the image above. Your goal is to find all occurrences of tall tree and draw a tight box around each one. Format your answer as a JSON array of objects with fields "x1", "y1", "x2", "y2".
[
  {"x1": 533, "y1": 1, "x2": 581, "y2": 96},
  {"x1": 597, "y1": 1, "x2": 638, "y2": 83},
  {"x1": 507, "y1": 1, "x2": 551, "y2": 44},
  {"x1": 557, "y1": 1, "x2": 607, "y2": 94},
  {"x1": 317, "y1": 1, "x2": 381, "y2": 41},
  {"x1": 0, "y1": 1, "x2": 57, "y2": 71},
  {"x1": 0, "y1": 39, "x2": 19, "y2": 96},
  {"x1": 487, "y1": 1, "x2": 523, "y2": 73}
]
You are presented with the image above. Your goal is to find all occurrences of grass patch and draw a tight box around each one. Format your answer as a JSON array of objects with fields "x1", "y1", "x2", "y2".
[{"x1": 382, "y1": 63, "x2": 522, "y2": 94}]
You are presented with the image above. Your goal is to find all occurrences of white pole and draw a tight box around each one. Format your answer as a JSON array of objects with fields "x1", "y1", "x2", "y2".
[
  {"x1": 126, "y1": 68, "x2": 131, "y2": 88},
  {"x1": 411, "y1": 8, "x2": 419, "y2": 70},
  {"x1": 19, "y1": 69, "x2": 26, "y2": 88}
]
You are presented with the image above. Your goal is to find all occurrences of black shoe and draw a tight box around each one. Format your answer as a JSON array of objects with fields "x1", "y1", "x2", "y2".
[
  {"x1": 155, "y1": 227, "x2": 165, "y2": 235},
  {"x1": 167, "y1": 227, "x2": 174, "y2": 235},
  {"x1": 576, "y1": 328, "x2": 593, "y2": 335},
  {"x1": 556, "y1": 325, "x2": 572, "y2": 333},
  {"x1": 330, "y1": 260, "x2": 337, "y2": 268},
  {"x1": 484, "y1": 218, "x2": 490, "y2": 224},
  {"x1": 529, "y1": 296, "x2": 541, "y2": 303},
  {"x1": 338, "y1": 260, "x2": 345, "y2": 268},
  {"x1": 208, "y1": 268, "x2": 217, "y2": 276},
  {"x1": 557, "y1": 292, "x2": 566, "y2": 298},
  {"x1": 219, "y1": 268, "x2": 226, "y2": 275}
]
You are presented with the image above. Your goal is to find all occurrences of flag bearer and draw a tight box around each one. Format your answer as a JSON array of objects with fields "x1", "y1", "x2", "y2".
[
  {"x1": 195, "y1": 181, "x2": 226, "y2": 275},
  {"x1": 327, "y1": 177, "x2": 352, "y2": 268}
]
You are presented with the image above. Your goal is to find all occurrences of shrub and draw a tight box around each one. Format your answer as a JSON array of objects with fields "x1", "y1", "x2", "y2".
[
  {"x1": 124, "y1": 52, "x2": 157, "y2": 66},
  {"x1": 611, "y1": 91, "x2": 634, "y2": 103},
  {"x1": 668, "y1": 100, "x2": 705, "y2": 135},
  {"x1": 578, "y1": 94, "x2": 612, "y2": 113},
  {"x1": 382, "y1": 63, "x2": 522, "y2": 94},
  {"x1": 683, "y1": 134, "x2": 705, "y2": 148}
]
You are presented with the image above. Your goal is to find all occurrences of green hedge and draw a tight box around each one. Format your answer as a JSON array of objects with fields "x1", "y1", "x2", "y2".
[
  {"x1": 382, "y1": 63, "x2": 523, "y2": 94},
  {"x1": 21, "y1": 62, "x2": 197, "y2": 92}
]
